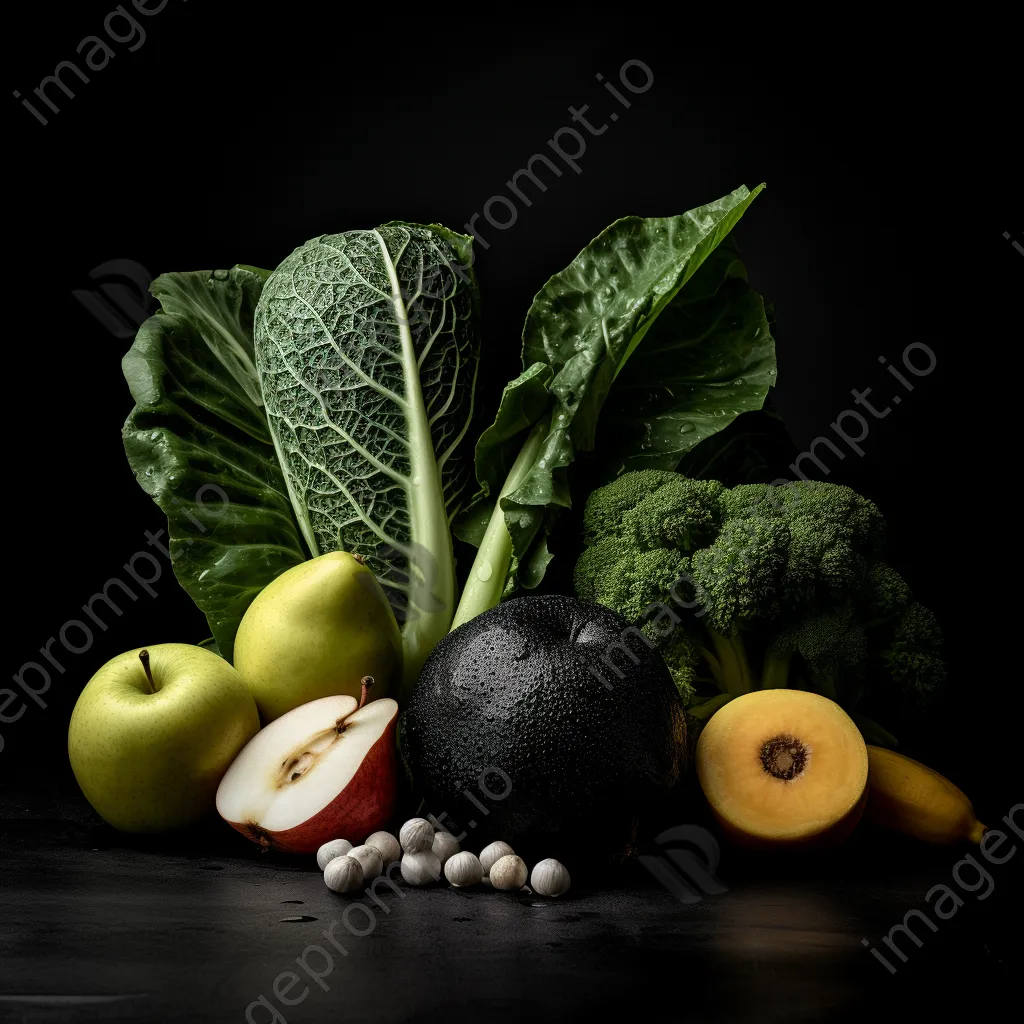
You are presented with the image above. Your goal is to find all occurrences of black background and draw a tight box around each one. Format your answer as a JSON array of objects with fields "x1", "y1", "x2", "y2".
[
  {"x1": 4, "y1": 5, "x2": 1020, "y2": 837},
  {"x1": 3, "y1": 6, "x2": 1022, "y2": 1023}
]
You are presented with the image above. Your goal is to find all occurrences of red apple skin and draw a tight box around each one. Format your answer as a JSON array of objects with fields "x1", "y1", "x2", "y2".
[{"x1": 226, "y1": 713, "x2": 398, "y2": 854}]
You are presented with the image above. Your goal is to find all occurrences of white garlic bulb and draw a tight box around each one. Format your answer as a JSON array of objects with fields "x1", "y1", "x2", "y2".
[
  {"x1": 347, "y1": 845, "x2": 384, "y2": 883},
  {"x1": 401, "y1": 850, "x2": 441, "y2": 886},
  {"x1": 531, "y1": 858, "x2": 571, "y2": 897},
  {"x1": 479, "y1": 840, "x2": 515, "y2": 875},
  {"x1": 316, "y1": 838, "x2": 353, "y2": 871},
  {"x1": 444, "y1": 851, "x2": 483, "y2": 887},
  {"x1": 364, "y1": 831, "x2": 401, "y2": 865},
  {"x1": 324, "y1": 855, "x2": 362, "y2": 893},
  {"x1": 399, "y1": 817, "x2": 435, "y2": 853},
  {"x1": 489, "y1": 854, "x2": 528, "y2": 890},
  {"x1": 431, "y1": 831, "x2": 460, "y2": 866}
]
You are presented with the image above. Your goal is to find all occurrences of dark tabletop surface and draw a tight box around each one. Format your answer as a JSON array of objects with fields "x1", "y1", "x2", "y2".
[{"x1": 2, "y1": 786, "x2": 1020, "y2": 1024}]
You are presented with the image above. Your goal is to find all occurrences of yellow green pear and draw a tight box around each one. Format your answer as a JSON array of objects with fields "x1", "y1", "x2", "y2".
[{"x1": 233, "y1": 552, "x2": 402, "y2": 722}]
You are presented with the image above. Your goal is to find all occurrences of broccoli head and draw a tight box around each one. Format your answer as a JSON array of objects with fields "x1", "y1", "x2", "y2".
[{"x1": 573, "y1": 471, "x2": 946, "y2": 737}]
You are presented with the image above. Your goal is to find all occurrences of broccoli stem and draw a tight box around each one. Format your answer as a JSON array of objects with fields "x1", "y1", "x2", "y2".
[
  {"x1": 688, "y1": 693, "x2": 736, "y2": 719},
  {"x1": 701, "y1": 648, "x2": 724, "y2": 688},
  {"x1": 706, "y1": 627, "x2": 754, "y2": 695},
  {"x1": 450, "y1": 421, "x2": 549, "y2": 631},
  {"x1": 761, "y1": 648, "x2": 792, "y2": 690}
]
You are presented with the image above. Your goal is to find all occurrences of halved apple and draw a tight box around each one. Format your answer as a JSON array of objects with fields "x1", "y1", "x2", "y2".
[{"x1": 216, "y1": 686, "x2": 398, "y2": 853}]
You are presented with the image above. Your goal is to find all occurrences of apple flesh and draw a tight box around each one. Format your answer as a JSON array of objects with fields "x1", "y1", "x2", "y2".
[
  {"x1": 216, "y1": 690, "x2": 398, "y2": 853},
  {"x1": 68, "y1": 645, "x2": 260, "y2": 833}
]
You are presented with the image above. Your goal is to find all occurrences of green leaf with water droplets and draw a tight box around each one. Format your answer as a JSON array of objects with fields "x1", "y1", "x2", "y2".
[
  {"x1": 457, "y1": 185, "x2": 769, "y2": 604},
  {"x1": 596, "y1": 235, "x2": 776, "y2": 473}
]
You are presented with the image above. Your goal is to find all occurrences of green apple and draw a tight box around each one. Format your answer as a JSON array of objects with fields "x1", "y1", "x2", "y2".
[
  {"x1": 68, "y1": 644, "x2": 259, "y2": 833},
  {"x1": 233, "y1": 551, "x2": 403, "y2": 722}
]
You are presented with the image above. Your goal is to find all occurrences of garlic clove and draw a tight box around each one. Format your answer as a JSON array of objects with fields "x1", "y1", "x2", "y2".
[
  {"x1": 364, "y1": 830, "x2": 401, "y2": 866},
  {"x1": 399, "y1": 817, "x2": 435, "y2": 853},
  {"x1": 324, "y1": 855, "x2": 362, "y2": 893},
  {"x1": 489, "y1": 854, "x2": 528, "y2": 891},
  {"x1": 530, "y1": 858, "x2": 571, "y2": 897},
  {"x1": 479, "y1": 840, "x2": 515, "y2": 874},
  {"x1": 347, "y1": 844, "x2": 384, "y2": 883},
  {"x1": 431, "y1": 831, "x2": 460, "y2": 866},
  {"x1": 401, "y1": 850, "x2": 442, "y2": 886},
  {"x1": 316, "y1": 838, "x2": 353, "y2": 871},
  {"x1": 444, "y1": 850, "x2": 483, "y2": 887}
]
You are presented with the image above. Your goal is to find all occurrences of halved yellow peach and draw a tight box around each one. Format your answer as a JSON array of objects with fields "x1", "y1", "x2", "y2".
[{"x1": 696, "y1": 689, "x2": 868, "y2": 847}]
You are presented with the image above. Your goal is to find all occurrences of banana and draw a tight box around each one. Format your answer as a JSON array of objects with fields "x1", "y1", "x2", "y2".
[{"x1": 865, "y1": 745, "x2": 986, "y2": 844}]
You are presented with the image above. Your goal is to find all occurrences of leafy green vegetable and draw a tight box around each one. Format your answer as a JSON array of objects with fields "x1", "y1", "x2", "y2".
[
  {"x1": 253, "y1": 224, "x2": 481, "y2": 691},
  {"x1": 453, "y1": 184, "x2": 769, "y2": 628},
  {"x1": 122, "y1": 266, "x2": 308, "y2": 661},
  {"x1": 595, "y1": 236, "x2": 776, "y2": 474},
  {"x1": 121, "y1": 187, "x2": 777, "y2": 696},
  {"x1": 573, "y1": 471, "x2": 947, "y2": 740}
]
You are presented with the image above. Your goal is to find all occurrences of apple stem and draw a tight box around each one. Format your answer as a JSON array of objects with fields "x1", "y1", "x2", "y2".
[
  {"x1": 334, "y1": 678, "x2": 374, "y2": 736},
  {"x1": 139, "y1": 649, "x2": 156, "y2": 693},
  {"x1": 358, "y1": 676, "x2": 373, "y2": 710}
]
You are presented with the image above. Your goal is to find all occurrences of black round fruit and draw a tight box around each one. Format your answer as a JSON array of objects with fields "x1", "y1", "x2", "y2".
[{"x1": 400, "y1": 595, "x2": 686, "y2": 864}]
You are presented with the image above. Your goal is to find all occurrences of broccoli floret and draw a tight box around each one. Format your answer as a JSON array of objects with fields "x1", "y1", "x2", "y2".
[
  {"x1": 646, "y1": 627, "x2": 703, "y2": 706},
  {"x1": 573, "y1": 471, "x2": 946, "y2": 736},
  {"x1": 574, "y1": 541, "x2": 685, "y2": 623},
  {"x1": 623, "y1": 476, "x2": 725, "y2": 553},
  {"x1": 772, "y1": 609, "x2": 869, "y2": 701},
  {"x1": 581, "y1": 469, "x2": 680, "y2": 546},
  {"x1": 689, "y1": 515, "x2": 791, "y2": 630},
  {"x1": 881, "y1": 602, "x2": 947, "y2": 704},
  {"x1": 866, "y1": 562, "x2": 912, "y2": 617}
]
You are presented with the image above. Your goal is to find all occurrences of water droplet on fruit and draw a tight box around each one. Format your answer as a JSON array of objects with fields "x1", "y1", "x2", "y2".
[{"x1": 476, "y1": 563, "x2": 493, "y2": 582}]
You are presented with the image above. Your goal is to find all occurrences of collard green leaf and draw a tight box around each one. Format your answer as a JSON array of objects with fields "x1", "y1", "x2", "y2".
[
  {"x1": 515, "y1": 533, "x2": 554, "y2": 589},
  {"x1": 462, "y1": 184, "x2": 767, "y2": 593},
  {"x1": 597, "y1": 236, "x2": 776, "y2": 473},
  {"x1": 469, "y1": 361, "x2": 554, "y2": 500},
  {"x1": 122, "y1": 266, "x2": 308, "y2": 662},
  {"x1": 253, "y1": 224, "x2": 481, "y2": 686}
]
